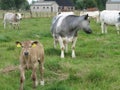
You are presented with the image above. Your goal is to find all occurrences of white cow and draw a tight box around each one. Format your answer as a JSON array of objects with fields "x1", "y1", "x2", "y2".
[
  {"x1": 80, "y1": 11, "x2": 100, "y2": 23},
  {"x1": 100, "y1": 10, "x2": 120, "y2": 34},
  {"x1": 3, "y1": 12, "x2": 23, "y2": 29}
]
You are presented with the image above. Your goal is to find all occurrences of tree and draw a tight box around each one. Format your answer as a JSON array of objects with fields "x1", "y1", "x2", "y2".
[
  {"x1": 76, "y1": 0, "x2": 97, "y2": 10},
  {"x1": 0, "y1": 0, "x2": 30, "y2": 10},
  {"x1": 0, "y1": 0, "x2": 15, "y2": 10},
  {"x1": 95, "y1": 0, "x2": 107, "y2": 10},
  {"x1": 74, "y1": 0, "x2": 107, "y2": 10}
]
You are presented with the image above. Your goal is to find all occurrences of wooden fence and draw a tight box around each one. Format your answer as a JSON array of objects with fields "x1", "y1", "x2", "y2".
[{"x1": 0, "y1": 10, "x2": 80, "y2": 19}]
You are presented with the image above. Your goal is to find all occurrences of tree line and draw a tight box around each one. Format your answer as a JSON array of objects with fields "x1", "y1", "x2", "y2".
[
  {"x1": 0, "y1": 0, "x2": 107, "y2": 10},
  {"x1": 72, "y1": 0, "x2": 107, "y2": 10},
  {"x1": 0, "y1": 0, "x2": 29, "y2": 10}
]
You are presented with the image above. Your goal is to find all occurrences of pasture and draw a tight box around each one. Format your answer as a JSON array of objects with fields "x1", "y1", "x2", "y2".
[{"x1": 0, "y1": 16, "x2": 120, "y2": 90}]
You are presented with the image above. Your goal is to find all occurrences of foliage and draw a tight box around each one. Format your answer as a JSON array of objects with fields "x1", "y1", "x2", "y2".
[
  {"x1": 0, "y1": 0, "x2": 30, "y2": 10},
  {"x1": 72, "y1": 0, "x2": 107, "y2": 10},
  {"x1": 76, "y1": 0, "x2": 97, "y2": 10}
]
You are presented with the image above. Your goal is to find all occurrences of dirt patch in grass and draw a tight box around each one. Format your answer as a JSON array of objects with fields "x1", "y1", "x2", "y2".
[{"x1": 0, "y1": 65, "x2": 19, "y2": 73}]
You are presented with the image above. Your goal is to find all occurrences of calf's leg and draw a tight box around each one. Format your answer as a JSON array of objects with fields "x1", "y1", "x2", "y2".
[
  {"x1": 4, "y1": 21, "x2": 6, "y2": 29},
  {"x1": 19, "y1": 67, "x2": 25, "y2": 90},
  {"x1": 31, "y1": 65, "x2": 38, "y2": 88},
  {"x1": 39, "y1": 61, "x2": 44, "y2": 85}
]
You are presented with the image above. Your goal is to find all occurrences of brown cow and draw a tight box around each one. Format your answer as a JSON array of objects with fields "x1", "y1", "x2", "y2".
[{"x1": 16, "y1": 40, "x2": 44, "y2": 90}]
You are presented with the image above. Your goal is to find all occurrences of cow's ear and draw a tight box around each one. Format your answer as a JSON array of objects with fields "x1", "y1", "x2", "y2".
[
  {"x1": 21, "y1": 13, "x2": 23, "y2": 16},
  {"x1": 31, "y1": 41, "x2": 38, "y2": 47},
  {"x1": 15, "y1": 13, "x2": 18, "y2": 16},
  {"x1": 16, "y1": 41, "x2": 22, "y2": 48},
  {"x1": 84, "y1": 14, "x2": 89, "y2": 20}
]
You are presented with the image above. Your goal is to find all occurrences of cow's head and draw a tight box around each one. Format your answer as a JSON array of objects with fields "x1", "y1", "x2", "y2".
[
  {"x1": 81, "y1": 14, "x2": 92, "y2": 34},
  {"x1": 16, "y1": 41, "x2": 38, "y2": 56},
  {"x1": 15, "y1": 13, "x2": 23, "y2": 20}
]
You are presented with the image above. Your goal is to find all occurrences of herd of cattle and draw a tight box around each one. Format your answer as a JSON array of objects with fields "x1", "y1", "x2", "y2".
[{"x1": 2, "y1": 10, "x2": 120, "y2": 90}]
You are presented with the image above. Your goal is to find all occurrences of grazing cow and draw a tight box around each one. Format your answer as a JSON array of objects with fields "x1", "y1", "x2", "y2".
[
  {"x1": 51, "y1": 14, "x2": 92, "y2": 58},
  {"x1": 80, "y1": 11, "x2": 100, "y2": 23},
  {"x1": 4, "y1": 12, "x2": 23, "y2": 29},
  {"x1": 16, "y1": 41, "x2": 44, "y2": 90},
  {"x1": 100, "y1": 10, "x2": 120, "y2": 34}
]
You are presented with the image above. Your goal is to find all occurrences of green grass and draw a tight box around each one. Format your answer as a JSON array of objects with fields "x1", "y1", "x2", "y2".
[{"x1": 0, "y1": 17, "x2": 120, "y2": 90}]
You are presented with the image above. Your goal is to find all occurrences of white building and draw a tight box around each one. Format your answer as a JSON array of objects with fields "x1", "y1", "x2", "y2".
[
  {"x1": 30, "y1": 0, "x2": 75, "y2": 12},
  {"x1": 30, "y1": 1, "x2": 58, "y2": 12},
  {"x1": 106, "y1": 0, "x2": 120, "y2": 10}
]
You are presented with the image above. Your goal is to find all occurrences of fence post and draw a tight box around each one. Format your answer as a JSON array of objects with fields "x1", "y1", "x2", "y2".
[{"x1": 30, "y1": 10, "x2": 33, "y2": 18}]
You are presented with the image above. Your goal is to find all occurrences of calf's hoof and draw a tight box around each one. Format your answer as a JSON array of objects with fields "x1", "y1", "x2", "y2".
[{"x1": 40, "y1": 80, "x2": 44, "y2": 86}]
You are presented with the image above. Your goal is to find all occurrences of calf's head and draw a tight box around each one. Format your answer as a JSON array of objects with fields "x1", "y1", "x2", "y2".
[
  {"x1": 81, "y1": 14, "x2": 92, "y2": 34},
  {"x1": 16, "y1": 41, "x2": 38, "y2": 56},
  {"x1": 15, "y1": 13, "x2": 23, "y2": 20}
]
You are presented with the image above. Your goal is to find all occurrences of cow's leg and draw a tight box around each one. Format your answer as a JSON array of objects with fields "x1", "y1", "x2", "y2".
[
  {"x1": 19, "y1": 66, "x2": 25, "y2": 90},
  {"x1": 104, "y1": 24, "x2": 107, "y2": 34},
  {"x1": 17, "y1": 23, "x2": 20, "y2": 30},
  {"x1": 101, "y1": 22, "x2": 105, "y2": 34},
  {"x1": 58, "y1": 36, "x2": 65, "y2": 58},
  {"x1": 39, "y1": 61, "x2": 44, "y2": 85},
  {"x1": 13, "y1": 24, "x2": 16, "y2": 29},
  {"x1": 65, "y1": 42, "x2": 68, "y2": 53},
  {"x1": 96, "y1": 16, "x2": 100, "y2": 23},
  {"x1": 63, "y1": 40, "x2": 68, "y2": 53},
  {"x1": 71, "y1": 37, "x2": 77, "y2": 58},
  {"x1": 54, "y1": 39, "x2": 58, "y2": 49},
  {"x1": 11, "y1": 23, "x2": 15, "y2": 29},
  {"x1": 115, "y1": 24, "x2": 120, "y2": 34},
  {"x1": 31, "y1": 64, "x2": 38, "y2": 88}
]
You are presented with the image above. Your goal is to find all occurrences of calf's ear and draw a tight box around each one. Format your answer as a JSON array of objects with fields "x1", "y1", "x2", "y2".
[
  {"x1": 31, "y1": 41, "x2": 38, "y2": 47},
  {"x1": 84, "y1": 14, "x2": 89, "y2": 20},
  {"x1": 16, "y1": 41, "x2": 22, "y2": 47},
  {"x1": 15, "y1": 13, "x2": 18, "y2": 16}
]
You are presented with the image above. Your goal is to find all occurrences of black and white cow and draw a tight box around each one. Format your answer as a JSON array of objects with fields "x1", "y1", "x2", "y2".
[
  {"x1": 3, "y1": 12, "x2": 23, "y2": 29},
  {"x1": 51, "y1": 14, "x2": 92, "y2": 58}
]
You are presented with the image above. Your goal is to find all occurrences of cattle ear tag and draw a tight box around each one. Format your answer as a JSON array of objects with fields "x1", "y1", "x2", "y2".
[
  {"x1": 32, "y1": 44, "x2": 36, "y2": 47},
  {"x1": 17, "y1": 43, "x2": 21, "y2": 47}
]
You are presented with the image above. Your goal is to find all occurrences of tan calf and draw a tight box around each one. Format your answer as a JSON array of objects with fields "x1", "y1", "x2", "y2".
[{"x1": 16, "y1": 40, "x2": 44, "y2": 90}]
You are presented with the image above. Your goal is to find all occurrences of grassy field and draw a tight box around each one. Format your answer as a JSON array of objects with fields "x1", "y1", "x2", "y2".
[{"x1": 0, "y1": 17, "x2": 120, "y2": 90}]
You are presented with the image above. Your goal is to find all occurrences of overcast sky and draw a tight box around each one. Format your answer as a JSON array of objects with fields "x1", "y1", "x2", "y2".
[
  {"x1": 27, "y1": 0, "x2": 37, "y2": 4},
  {"x1": 27, "y1": 0, "x2": 32, "y2": 4}
]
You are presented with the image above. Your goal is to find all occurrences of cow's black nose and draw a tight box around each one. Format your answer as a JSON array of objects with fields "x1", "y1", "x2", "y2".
[{"x1": 24, "y1": 52, "x2": 29, "y2": 56}]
